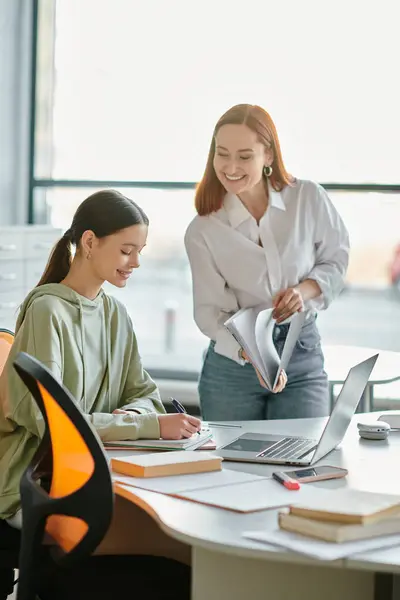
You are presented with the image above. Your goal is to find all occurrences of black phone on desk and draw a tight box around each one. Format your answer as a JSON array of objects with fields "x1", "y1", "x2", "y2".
[{"x1": 283, "y1": 465, "x2": 348, "y2": 483}]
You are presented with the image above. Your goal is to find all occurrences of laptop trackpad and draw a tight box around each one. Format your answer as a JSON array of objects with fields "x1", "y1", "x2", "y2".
[{"x1": 221, "y1": 437, "x2": 282, "y2": 454}]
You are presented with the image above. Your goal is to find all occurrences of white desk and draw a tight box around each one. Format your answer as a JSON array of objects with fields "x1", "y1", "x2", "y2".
[
  {"x1": 110, "y1": 413, "x2": 400, "y2": 600},
  {"x1": 323, "y1": 345, "x2": 400, "y2": 412}
]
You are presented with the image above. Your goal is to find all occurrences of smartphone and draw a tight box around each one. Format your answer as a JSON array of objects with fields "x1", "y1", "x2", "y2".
[{"x1": 284, "y1": 465, "x2": 348, "y2": 483}]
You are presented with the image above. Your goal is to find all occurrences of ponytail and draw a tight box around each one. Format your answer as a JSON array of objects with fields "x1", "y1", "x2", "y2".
[
  {"x1": 35, "y1": 191, "x2": 149, "y2": 288},
  {"x1": 36, "y1": 232, "x2": 73, "y2": 286}
]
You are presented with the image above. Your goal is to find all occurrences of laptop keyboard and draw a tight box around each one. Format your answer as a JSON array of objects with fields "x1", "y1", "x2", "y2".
[{"x1": 257, "y1": 437, "x2": 317, "y2": 460}]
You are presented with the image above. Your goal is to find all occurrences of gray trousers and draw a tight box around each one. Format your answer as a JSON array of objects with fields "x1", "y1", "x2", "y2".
[{"x1": 199, "y1": 316, "x2": 329, "y2": 421}]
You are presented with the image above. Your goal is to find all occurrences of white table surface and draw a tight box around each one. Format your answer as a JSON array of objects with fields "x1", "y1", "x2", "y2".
[
  {"x1": 111, "y1": 412, "x2": 400, "y2": 600},
  {"x1": 323, "y1": 345, "x2": 400, "y2": 385}
]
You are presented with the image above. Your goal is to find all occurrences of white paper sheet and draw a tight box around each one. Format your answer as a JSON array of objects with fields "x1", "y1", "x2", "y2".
[
  {"x1": 112, "y1": 468, "x2": 267, "y2": 494},
  {"x1": 105, "y1": 427, "x2": 212, "y2": 450},
  {"x1": 276, "y1": 311, "x2": 307, "y2": 387},
  {"x1": 226, "y1": 307, "x2": 267, "y2": 379},
  {"x1": 225, "y1": 307, "x2": 306, "y2": 390},
  {"x1": 173, "y1": 479, "x2": 330, "y2": 513},
  {"x1": 244, "y1": 528, "x2": 400, "y2": 560},
  {"x1": 255, "y1": 308, "x2": 279, "y2": 388}
]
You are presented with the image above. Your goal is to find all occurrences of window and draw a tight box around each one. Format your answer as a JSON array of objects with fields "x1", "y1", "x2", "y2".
[
  {"x1": 35, "y1": 0, "x2": 400, "y2": 184},
  {"x1": 31, "y1": 0, "x2": 400, "y2": 377}
]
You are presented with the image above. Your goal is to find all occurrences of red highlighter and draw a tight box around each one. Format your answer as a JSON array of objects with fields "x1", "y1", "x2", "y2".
[{"x1": 272, "y1": 470, "x2": 300, "y2": 491}]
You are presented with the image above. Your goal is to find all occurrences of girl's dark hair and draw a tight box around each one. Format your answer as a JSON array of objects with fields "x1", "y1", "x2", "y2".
[{"x1": 37, "y1": 190, "x2": 149, "y2": 286}]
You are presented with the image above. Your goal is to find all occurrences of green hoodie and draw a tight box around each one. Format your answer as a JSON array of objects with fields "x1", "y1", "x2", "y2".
[{"x1": 0, "y1": 283, "x2": 166, "y2": 518}]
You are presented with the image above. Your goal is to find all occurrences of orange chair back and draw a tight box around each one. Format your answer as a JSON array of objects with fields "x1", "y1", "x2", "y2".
[
  {"x1": 13, "y1": 352, "x2": 113, "y2": 559},
  {"x1": 39, "y1": 381, "x2": 94, "y2": 551},
  {"x1": 0, "y1": 328, "x2": 14, "y2": 375}
]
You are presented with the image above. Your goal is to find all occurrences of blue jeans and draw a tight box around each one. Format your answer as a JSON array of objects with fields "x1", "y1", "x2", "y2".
[{"x1": 199, "y1": 317, "x2": 329, "y2": 421}]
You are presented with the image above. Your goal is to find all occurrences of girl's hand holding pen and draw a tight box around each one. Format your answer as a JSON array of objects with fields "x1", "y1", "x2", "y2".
[
  {"x1": 158, "y1": 413, "x2": 201, "y2": 440},
  {"x1": 156, "y1": 396, "x2": 202, "y2": 440},
  {"x1": 114, "y1": 399, "x2": 202, "y2": 440}
]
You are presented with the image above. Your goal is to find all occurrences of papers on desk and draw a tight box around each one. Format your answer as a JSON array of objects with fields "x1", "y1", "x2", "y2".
[
  {"x1": 244, "y1": 528, "x2": 400, "y2": 561},
  {"x1": 172, "y1": 478, "x2": 329, "y2": 513},
  {"x1": 105, "y1": 426, "x2": 212, "y2": 451},
  {"x1": 112, "y1": 468, "x2": 266, "y2": 495},
  {"x1": 113, "y1": 469, "x2": 337, "y2": 513}
]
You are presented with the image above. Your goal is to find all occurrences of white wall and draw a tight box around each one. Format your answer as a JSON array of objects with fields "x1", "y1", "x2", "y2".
[{"x1": 0, "y1": 0, "x2": 32, "y2": 225}]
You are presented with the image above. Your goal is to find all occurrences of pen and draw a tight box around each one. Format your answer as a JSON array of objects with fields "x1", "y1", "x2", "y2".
[
  {"x1": 207, "y1": 422, "x2": 242, "y2": 429},
  {"x1": 170, "y1": 397, "x2": 201, "y2": 435},
  {"x1": 272, "y1": 470, "x2": 300, "y2": 491}
]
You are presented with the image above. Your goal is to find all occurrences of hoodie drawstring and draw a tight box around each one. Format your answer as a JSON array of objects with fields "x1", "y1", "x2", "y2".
[
  {"x1": 78, "y1": 297, "x2": 87, "y2": 413},
  {"x1": 103, "y1": 295, "x2": 112, "y2": 413}
]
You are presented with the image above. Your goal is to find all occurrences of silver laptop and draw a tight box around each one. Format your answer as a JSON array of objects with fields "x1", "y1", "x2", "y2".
[{"x1": 218, "y1": 354, "x2": 378, "y2": 466}]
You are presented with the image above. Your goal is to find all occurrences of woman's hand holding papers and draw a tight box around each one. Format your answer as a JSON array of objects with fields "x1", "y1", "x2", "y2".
[
  {"x1": 272, "y1": 286, "x2": 304, "y2": 323},
  {"x1": 241, "y1": 350, "x2": 288, "y2": 393},
  {"x1": 272, "y1": 280, "x2": 322, "y2": 323}
]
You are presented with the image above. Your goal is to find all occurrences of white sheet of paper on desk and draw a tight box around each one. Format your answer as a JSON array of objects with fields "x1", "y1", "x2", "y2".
[
  {"x1": 244, "y1": 529, "x2": 400, "y2": 561},
  {"x1": 112, "y1": 468, "x2": 267, "y2": 494},
  {"x1": 173, "y1": 478, "x2": 329, "y2": 513}
]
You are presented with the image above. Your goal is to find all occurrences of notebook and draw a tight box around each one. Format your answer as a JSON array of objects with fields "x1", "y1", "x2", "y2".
[
  {"x1": 278, "y1": 510, "x2": 400, "y2": 543},
  {"x1": 104, "y1": 426, "x2": 212, "y2": 451},
  {"x1": 112, "y1": 468, "x2": 266, "y2": 494},
  {"x1": 289, "y1": 488, "x2": 400, "y2": 525},
  {"x1": 106, "y1": 437, "x2": 217, "y2": 452},
  {"x1": 111, "y1": 450, "x2": 222, "y2": 478},
  {"x1": 172, "y1": 478, "x2": 328, "y2": 513},
  {"x1": 224, "y1": 307, "x2": 306, "y2": 390}
]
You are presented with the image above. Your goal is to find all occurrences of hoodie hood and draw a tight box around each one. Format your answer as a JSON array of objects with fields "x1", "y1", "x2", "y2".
[
  {"x1": 16, "y1": 283, "x2": 105, "y2": 333},
  {"x1": 17, "y1": 284, "x2": 111, "y2": 412}
]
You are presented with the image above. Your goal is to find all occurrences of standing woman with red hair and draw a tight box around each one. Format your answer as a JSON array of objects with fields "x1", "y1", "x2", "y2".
[{"x1": 185, "y1": 104, "x2": 349, "y2": 422}]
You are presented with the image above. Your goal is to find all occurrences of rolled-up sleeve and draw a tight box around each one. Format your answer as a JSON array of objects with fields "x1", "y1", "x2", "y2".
[
  {"x1": 307, "y1": 185, "x2": 350, "y2": 310},
  {"x1": 184, "y1": 226, "x2": 243, "y2": 363}
]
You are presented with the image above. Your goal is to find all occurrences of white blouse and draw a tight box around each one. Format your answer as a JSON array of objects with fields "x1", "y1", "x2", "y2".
[{"x1": 184, "y1": 179, "x2": 350, "y2": 364}]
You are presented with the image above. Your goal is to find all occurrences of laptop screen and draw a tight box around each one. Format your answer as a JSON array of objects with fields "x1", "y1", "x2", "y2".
[{"x1": 312, "y1": 354, "x2": 378, "y2": 463}]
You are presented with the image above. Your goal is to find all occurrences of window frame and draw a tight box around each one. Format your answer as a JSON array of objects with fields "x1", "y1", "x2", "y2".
[{"x1": 27, "y1": 0, "x2": 400, "y2": 380}]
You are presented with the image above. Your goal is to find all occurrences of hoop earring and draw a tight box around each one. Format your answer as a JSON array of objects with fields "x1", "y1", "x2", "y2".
[
  {"x1": 86, "y1": 251, "x2": 92, "y2": 260},
  {"x1": 263, "y1": 165, "x2": 273, "y2": 177}
]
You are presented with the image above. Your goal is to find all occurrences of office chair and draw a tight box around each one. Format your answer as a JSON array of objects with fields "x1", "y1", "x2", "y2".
[
  {"x1": 12, "y1": 351, "x2": 114, "y2": 600},
  {"x1": 0, "y1": 328, "x2": 13, "y2": 376},
  {"x1": 0, "y1": 328, "x2": 17, "y2": 600}
]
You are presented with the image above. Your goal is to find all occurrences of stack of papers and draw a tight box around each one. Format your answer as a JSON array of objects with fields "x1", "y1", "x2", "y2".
[
  {"x1": 113, "y1": 472, "x2": 331, "y2": 513},
  {"x1": 224, "y1": 307, "x2": 306, "y2": 390},
  {"x1": 244, "y1": 528, "x2": 400, "y2": 560},
  {"x1": 172, "y1": 479, "x2": 328, "y2": 513},
  {"x1": 112, "y1": 468, "x2": 266, "y2": 494},
  {"x1": 105, "y1": 426, "x2": 212, "y2": 451}
]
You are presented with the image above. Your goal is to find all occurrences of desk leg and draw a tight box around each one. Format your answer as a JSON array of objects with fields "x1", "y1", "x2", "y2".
[
  {"x1": 192, "y1": 547, "x2": 375, "y2": 600},
  {"x1": 357, "y1": 385, "x2": 373, "y2": 413},
  {"x1": 375, "y1": 573, "x2": 400, "y2": 599},
  {"x1": 329, "y1": 382, "x2": 335, "y2": 413}
]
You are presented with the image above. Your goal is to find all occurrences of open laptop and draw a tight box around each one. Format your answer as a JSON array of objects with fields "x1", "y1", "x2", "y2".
[{"x1": 218, "y1": 354, "x2": 378, "y2": 466}]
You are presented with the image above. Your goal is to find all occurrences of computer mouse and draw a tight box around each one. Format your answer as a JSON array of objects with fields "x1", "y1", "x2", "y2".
[{"x1": 357, "y1": 420, "x2": 390, "y2": 440}]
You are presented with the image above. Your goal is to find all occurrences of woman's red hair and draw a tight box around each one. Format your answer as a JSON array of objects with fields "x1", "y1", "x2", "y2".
[{"x1": 195, "y1": 104, "x2": 293, "y2": 216}]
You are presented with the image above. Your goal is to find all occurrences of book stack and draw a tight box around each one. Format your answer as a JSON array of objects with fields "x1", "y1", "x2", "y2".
[{"x1": 279, "y1": 488, "x2": 400, "y2": 543}]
